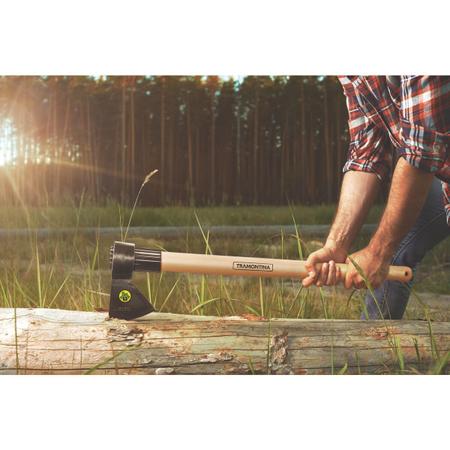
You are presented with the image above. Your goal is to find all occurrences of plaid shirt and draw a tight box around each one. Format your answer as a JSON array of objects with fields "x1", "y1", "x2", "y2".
[{"x1": 338, "y1": 76, "x2": 450, "y2": 225}]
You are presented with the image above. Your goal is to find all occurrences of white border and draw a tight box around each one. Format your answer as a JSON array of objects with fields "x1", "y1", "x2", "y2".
[
  {"x1": 0, "y1": 1, "x2": 448, "y2": 74},
  {"x1": 0, "y1": 1, "x2": 448, "y2": 448},
  {"x1": 1, "y1": 376, "x2": 448, "y2": 449}
]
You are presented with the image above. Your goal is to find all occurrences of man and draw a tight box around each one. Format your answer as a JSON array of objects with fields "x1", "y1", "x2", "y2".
[{"x1": 302, "y1": 76, "x2": 449, "y2": 319}]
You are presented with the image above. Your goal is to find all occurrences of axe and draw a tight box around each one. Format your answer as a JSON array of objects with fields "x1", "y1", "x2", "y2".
[{"x1": 109, "y1": 240, "x2": 413, "y2": 320}]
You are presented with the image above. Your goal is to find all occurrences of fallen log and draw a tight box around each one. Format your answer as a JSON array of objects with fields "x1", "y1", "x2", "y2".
[{"x1": 0, "y1": 308, "x2": 449, "y2": 374}]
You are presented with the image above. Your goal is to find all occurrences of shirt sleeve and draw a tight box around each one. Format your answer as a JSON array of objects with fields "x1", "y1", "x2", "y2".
[
  {"x1": 398, "y1": 76, "x2": 450, "y2": 174},
  {"x1": 339, "y1": 77, "x2": 393, "y2": 182}
]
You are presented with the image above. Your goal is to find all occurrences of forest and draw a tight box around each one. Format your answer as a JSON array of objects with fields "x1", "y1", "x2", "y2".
[{"x1": 0, "y1": 76, "x2": 350, "y2": 206}]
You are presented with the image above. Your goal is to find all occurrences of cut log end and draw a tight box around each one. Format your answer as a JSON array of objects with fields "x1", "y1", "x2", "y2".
[{"x1": 0, "y1": 308, "x2": 449, "y2": 375}]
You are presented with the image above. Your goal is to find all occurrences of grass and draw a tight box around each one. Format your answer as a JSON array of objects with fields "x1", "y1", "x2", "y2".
[
  {"x1": 0, "y1": 199, "x2": 449, "y2": 374},
  {"x1": 1, "y1": 222, "x2": 448, "y2": 317},
  {"x1": 1, "y1": 238, "x2": 449, "y2": 314},
  {"x1": 0, "y1": 202, "x2": 386, "y2": 229},
  {"x1": 0, "y1": 221, "x2": 450, "y2": 318}
]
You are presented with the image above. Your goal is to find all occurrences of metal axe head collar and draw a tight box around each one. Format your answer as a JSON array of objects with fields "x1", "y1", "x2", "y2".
[{"x1": 109, "y1": 241, "x2": 158, "y2": 320}]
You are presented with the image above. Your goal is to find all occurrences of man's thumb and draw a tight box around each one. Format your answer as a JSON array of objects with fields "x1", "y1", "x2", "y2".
[{"x1": 305, "y1": 253, "x2": 317, "y2": 274}]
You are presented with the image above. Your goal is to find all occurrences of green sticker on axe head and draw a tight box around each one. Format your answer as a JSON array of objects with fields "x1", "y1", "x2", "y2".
[{"x1": 118, "y1": 289, "x2": 132, "y2": 303}]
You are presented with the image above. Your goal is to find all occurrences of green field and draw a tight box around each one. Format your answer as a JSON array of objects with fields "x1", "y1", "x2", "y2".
[{"x1": 0, "y1": 202, "x2": 386, "y2": 229}]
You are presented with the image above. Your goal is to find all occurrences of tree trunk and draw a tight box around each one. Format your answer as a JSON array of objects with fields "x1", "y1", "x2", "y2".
[
  {"x1": 323, "y1": 83, "x2": 332, "y2": 202},
  {"x1": 120, "y1": 82, "x2": 127, "y2": 203},
  {"x1": 235, "y1": 97, "x2": 241, "y2": 203},
  {"x1": 210, "y1": 89, "x2": 216, "y2": 204},
  {"x1": 253, "y1": 91, "x2": 259, "y2": 204},
  {"x1": 86, "y1": 97, "x2": 97, "y2": 200},
  {"x1": 1, "y1": 308, "x2": 448, "y2": 375},
  {"x1": 186, "y1": 95, "x2": 194, "y2": 205},
  {"x1": 160, "y1": 77, "x2": 166, "y2": 202},
  {"x1": 129, "y1": 81, "x2": 136, "y2": 196},
  {"x1": 300, "y1": 80, "x2": 307, "y2": 201}
]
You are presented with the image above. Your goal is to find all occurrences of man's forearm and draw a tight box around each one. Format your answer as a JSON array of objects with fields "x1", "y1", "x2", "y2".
[
  {"x1": 368, "y1": 157, "x2": 435, "y2": 259},
  {"x1": 327, "y1": 171, "x2": 381, "y2": 251}
]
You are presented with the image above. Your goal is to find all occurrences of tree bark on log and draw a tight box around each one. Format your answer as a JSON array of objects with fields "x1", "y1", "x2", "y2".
[{"x1": 0, "y1": 308, "x2": 448, "y2": 375}]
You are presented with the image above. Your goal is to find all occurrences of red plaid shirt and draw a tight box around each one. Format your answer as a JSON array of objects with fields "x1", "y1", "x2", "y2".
[{"x1": 338, "y1": 76, "x2": 450, "y2": 225}]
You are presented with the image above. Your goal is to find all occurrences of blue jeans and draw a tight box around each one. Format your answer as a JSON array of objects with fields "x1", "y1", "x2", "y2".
[{"x1": 363, "y1": 178, "x2": 450, "y2": 319}]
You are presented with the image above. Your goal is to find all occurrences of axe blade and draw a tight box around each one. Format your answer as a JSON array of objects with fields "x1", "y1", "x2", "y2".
[{"x1": 109, "y1": 278, "x2": 154, "y2": 320}]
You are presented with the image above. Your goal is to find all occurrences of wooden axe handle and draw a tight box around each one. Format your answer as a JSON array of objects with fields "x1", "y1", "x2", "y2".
[{"x1": 161, "y1": 252, "x2": 413, "y2": 283}]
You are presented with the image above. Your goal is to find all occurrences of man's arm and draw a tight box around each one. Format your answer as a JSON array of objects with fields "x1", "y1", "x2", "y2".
[
  {"x1": 344, "y1": 157, "x2": 434, "y2": 289},
  {"x1": 303, "y1": 77, "x2": 392, "y2": 287},
  {"x1": 327, "y1": 171, "x2": 380, "y2": 250},
  {"x1": 302, "y1": 170, "x2": 380, "y2": 287},
  {"x1": 369, "y1": 157, "x2": 435, "y2": 259}
]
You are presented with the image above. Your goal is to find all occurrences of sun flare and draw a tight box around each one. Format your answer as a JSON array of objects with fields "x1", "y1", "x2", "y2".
[{"x1": 0, "y1": 118, "x2": 16, "y2": 167}]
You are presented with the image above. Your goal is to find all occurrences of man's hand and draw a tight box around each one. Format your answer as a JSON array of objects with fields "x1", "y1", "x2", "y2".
[
  {"x1": 302, "y1": 241, "x2": 348, "y2": 287},
  {"x1": 344, "y1": 246, "x2": 391, "y2": 290},
  {"x1": 301, "y1": 171, "x2": 381, "y2": 288}
]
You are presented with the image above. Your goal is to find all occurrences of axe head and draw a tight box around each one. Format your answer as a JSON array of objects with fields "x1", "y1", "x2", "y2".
[{"x1": 109, "y1": 241, "x2": 155, "y2": 320}]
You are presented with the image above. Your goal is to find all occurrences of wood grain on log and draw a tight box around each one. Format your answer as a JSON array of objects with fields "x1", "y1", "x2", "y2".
[{"x1": 0, "y1": 308, "x2": 449, "y2": 374}]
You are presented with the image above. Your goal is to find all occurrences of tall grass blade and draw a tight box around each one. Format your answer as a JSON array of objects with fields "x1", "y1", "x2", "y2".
[
  {"x1": 124, "y1": 169, "x2": 158, "y2": 241},
  {"x1": 259, "y1": 277, "x2": 264, "y2": 317},
  {"x1": 35, "y1": 240, "x2": 43, "y2": 308},
  {"x1": 158, "y1": 278, "x2": 180, "y2": 312},
  {"x1": 429, "y1": 351, "x2": 450, "y2": 375}
]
